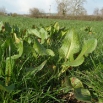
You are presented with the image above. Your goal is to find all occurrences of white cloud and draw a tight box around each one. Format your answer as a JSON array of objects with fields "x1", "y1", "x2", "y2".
[
  {"x1": 16, "y1": 0, "x2": 31, "y2": 13},
  {"x1": 0, "y1": 0, "x2": 57, "y2": 14}
]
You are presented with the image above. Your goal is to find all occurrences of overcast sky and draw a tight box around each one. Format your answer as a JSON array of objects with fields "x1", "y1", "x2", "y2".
[{"x1": 0, "y1": 0, "x2": 103, "y2": 15}]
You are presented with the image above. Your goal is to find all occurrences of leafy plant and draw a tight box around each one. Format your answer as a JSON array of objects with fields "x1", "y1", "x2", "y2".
[
  {"x1": 0, "y1": 21, "x2": 98, "y2": 103},
  {"x1": 58, "y1": 30, "x2": 97, "y2": 76},
  {"x1": 70, "y1": 77, "x2": 91, "y2": 102}
]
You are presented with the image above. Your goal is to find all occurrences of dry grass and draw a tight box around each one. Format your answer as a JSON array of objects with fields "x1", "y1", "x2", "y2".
[{"x1": 29, "y1": 15, "x2": 103, "y2": 21}]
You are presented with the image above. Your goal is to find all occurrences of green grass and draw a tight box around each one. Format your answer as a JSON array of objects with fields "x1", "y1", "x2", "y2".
[
  {"x1": 0, "y1": 15, "x2": 103, "y2": 102},
  {"x1": 72, "y1": 62, "x2": 103, "y2": 102},
  {"x1": 1, "y1": 15, "x2": 103, "y2": 29}
]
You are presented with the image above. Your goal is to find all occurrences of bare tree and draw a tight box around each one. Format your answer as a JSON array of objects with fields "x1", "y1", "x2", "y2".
[
  {"x1": 93, "y1": 8, "x2": 100, "y2": 16},
  {"x1": 56, "y1": 0, "x2": 70, "y2": 16},
  {"x1": 100, "y1": 8, "x2": 103, "y2": 16},
  {"x1": 57, "y1": 2, "x2": 67, "y2": 16},
  {"x1": 70, "y1": 0, "x2": 87, "y2": 15},
  {"x1": 29, "y1": 8, "x2": 45, "y2": 17},
  {"x1": 56, "y1": 0, "x2": 87, "y2": 16},
  {"x1": 0, "y1": 7, "x2": 6, "y2": 15}
]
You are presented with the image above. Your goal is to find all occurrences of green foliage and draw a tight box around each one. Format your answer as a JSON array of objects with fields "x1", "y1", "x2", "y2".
[
  {"x1": 5, "y1": 33, "x2": 23, "y2": 86},
  {"x1": 70, "y1": 77, "x2": 91, "y2": 102},
  {"x1": 59, "y1": 30, "x2": 80, "y2": 60},
  {"x1": 70, "y1": 77, "x2": 83, "y2": 88},
  {"x1": 62, "y1": 76, "x2": 91, "y2": 102},
  {"x1": 64, "y1": 39, "x2": 97, "y2": 67},
  {"x1": 74, "y1": 88, "x2": 91, "y2": 102},
  {"x1": 0, "y1": 19, "x2": 99, "y2": 103},
  {"x1": 25, "y1": 60, "x2": 47, "y2": 77},
  {"x1": 58, "y1": 30, "x2": 97, "y2": 76},
  {"x1": 75, "y1": 62, "x2": 103, "y2": 102}
]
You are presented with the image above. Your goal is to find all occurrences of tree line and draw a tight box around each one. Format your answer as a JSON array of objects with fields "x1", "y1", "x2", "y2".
[{"x1": 29, "y1": 0, "x2": 87, "y2": 17}]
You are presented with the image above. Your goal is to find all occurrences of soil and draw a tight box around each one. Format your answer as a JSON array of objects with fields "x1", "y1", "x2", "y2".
[{"x1": 56, "y1": 92, "x2": 87, "y2": 103}]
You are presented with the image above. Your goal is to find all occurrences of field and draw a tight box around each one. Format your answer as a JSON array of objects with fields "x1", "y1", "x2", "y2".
[{"x1": 0, "y1": 15, "x2": 103, "y2": 103}]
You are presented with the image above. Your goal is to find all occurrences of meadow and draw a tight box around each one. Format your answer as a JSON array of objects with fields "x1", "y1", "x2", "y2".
[{"x1": 0, "y1": 15, "x2": 103, "y2": 103}]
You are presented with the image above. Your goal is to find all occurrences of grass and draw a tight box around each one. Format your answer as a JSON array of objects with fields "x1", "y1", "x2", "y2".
[
  {"x1": 0, "y1": 15, "x2": 103, "y2": 102},
  {"x1": 72, "y1": 62, "x2": 103, "y2": 102}
]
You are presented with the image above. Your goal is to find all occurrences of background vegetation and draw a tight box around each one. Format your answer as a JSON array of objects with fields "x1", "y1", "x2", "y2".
[{"x1": 0, "y1": 15, "x2": 103, "y2": 103}]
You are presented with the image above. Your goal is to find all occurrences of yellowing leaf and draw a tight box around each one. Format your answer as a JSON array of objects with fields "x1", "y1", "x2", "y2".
[{"x1": 14, "y1": 33, "x2": 20, "y2": 43}]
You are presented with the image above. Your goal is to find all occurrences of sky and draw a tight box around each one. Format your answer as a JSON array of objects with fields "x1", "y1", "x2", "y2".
[{"x1": 0, "y1": 0, "x2": 103, "y2": 15}]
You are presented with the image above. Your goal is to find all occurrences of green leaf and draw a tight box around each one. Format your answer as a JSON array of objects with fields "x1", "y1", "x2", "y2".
[
  {"x1": 39, "y1": 28, "x2": 48, "y2": 43},
  {"x1": 33, "y1": 39, "x2": 54, "y2": 56},
  {"x1": 64, "y1": 38, "x2": 97, "y2": 67},
  {"x1": 33, "y1": 39, "x2": 47, "y2": 55},
  {"x1": 0, "y1": 46, "x2": 2, "y2": 61},
  {"x1": 5, "y1": 22, "x2": 12, "y2": 33},
  {"x1": 46, "y1": 49, "x2": 55, "y2": 56},
  {"x1": 0, "y1": 21, "x2": 3, "y2": 31},
  {"x1": 80, "y1": 39, "x2": 97, "y2": 57},
  {"x1": 27, "y1": 29, "x2": 41, "y2": 38},
  {"x1": 5, "y1": 58, "x2": 14, "y2": 86},
  {"x1": 12, "y1": 33, "x2": 23, "y2": 59},
  {"x1": 5, "y1": 84, "x2": 15, "y2": 92},
  {"x1": 27, "y1": 37, "x2": 32, "y2": 44},
  {"x1": 25, "y1": 60, "x2": 47, "y2": 77},
  {"x1": 60, "y1": 30, "x2": 67, "y2": 37},
  {"x1": 70, "y1": 77, "x2": 83, "y2": 88},
  {"x1": 5, "y1": 34, "x2": 23, "y2": 86},
  {"x1": 64, "y1": 56, "x2": 84, "y2": 67},
  {"x1": 54, "y1": 22, "x2": 59, "y2": 31},
  {"x1": 74, "y1": 88, "x2": 91, "y2": 102},
  {"x1": 0, "y1": 81, "x2": 15, "y2": 92},
  {"x1": 59, "y1": 30, "x2": 80, "y2": 61},
  {"x1": 0, "y1": 81, "x2": 7, "y2": 91}
]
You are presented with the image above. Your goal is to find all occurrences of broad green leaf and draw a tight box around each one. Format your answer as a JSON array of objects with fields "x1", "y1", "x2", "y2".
[
  {"x1": 80, "y1": 39, "x2": 97, "y2": 57},
  {"x1": 45, "y1": 25, "x2": 51, "y2": 31},
  {"x1": 33, "y1": 39, "x2": 47, "y2": 55},
  {"x1": 25, "y1": 60, "x2": 47, "y2": 77},
  {"x1": 46, "y1": 49, "x2": 55, "y2": 56},
  {"x1": 39, "y1": 28, "x2": 48, "y2": 43},
  {"x1": 64, "y1": 56, "x2": 84, "y2": 67},
  {"x1": 59, "y1": 30, "x2": 80, "y2": 61},
  {"x1": 70, "y1": 77, "x2": 83, "y2": 88},
  {"x1": 74, "y1": 88, "x2": 91, "y2": 102},
  {"x1": 63, "y1": 39, "x2": 97, "y2": 68},
  {"x1": 33, "y1": 39, "x2": 54, "y2": 56},
  {"x1": 28, "y1": 28, "x2": 48, "y2": 44},
  {"x1": 27, "y1": 29, "x2": 41, "y2": 38}
]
